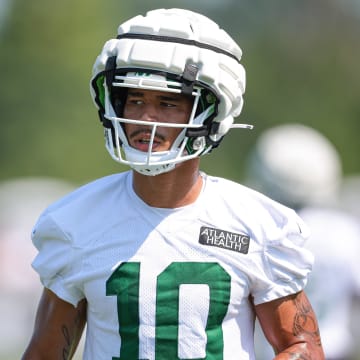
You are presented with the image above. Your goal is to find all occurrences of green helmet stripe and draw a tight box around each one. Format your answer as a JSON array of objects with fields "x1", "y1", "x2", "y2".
[{"x1": 96, "y1": 75, "x2": 106, "y2": 108}]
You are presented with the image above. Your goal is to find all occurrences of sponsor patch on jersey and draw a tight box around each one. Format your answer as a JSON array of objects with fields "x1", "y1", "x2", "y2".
[{"x1": 199, "y1": 226, "x2": 250, "y2": 254}]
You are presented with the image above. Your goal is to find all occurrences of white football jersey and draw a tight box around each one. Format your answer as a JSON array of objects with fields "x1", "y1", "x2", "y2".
[
  {"x1": 31, "y1": 171, "x2": 313, "y2": 360},
  {"x1": 298, "y1": 207, "x2": 360, "y2": 358}
]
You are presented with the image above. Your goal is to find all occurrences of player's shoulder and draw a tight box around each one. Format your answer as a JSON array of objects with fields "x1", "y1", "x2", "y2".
[
  {"x1": 205, "y1": 173, "x2": 291, "y2": 211},
  {"x1": 46, "y1": 172, "x2": 128, "y2": 210},
  {"x1": 32, "y1": 171, "x2": 132, "y2": 249},
  {"x1": 204, "y1": 173, "x2": 254, "y2": 197},
  {"x1": 33, "y1": 171, "x2": 130, "y2": 230},
  {"x1": 204, "y1": 173, "x2": 305, "y2": 233}
]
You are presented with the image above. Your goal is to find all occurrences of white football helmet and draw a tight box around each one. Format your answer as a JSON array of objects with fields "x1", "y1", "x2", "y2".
[
  {"x1": 90, "y1": 8, "x2": 252, "y2": 175},
  {"x1": 245, "y1": 124, "x2": 342, "y2": 209}
]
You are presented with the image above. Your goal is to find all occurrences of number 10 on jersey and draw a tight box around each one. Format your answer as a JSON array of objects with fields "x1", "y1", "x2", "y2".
[{"x1": 106, "y1": 261, "x2": 232, "y2": 359}]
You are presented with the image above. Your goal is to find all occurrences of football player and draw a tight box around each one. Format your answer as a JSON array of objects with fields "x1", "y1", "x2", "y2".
[
  {"x1": 22, "y1": 9, "x2": 324, "y2": 359},
  {"x1": 246, "y1": 124, "x2": 360, "y2": 360}
]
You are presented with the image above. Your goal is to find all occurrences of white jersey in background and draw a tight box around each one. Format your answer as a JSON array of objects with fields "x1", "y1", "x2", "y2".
[
  {"x1": 31, "y1": 171, "x2": 313, "y2": 360},
  {"x1": 299, "y1": 207, "x2": 360, "y2": 359},
  {"x1": 255, "y1": 207, "x2": 360, "y2": 360}
]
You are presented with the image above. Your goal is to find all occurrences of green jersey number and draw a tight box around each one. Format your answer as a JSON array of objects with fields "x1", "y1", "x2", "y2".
[{"x1": 106, "y1": 262, "x2": 231, "y2": 359}]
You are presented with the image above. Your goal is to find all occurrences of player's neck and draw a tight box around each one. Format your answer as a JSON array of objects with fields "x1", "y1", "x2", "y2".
[{"x1": 132, "y1": 159, "x2": 203, "y2": 208}]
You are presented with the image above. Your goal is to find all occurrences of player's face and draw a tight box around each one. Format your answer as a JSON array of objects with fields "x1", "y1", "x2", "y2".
[{"x1": 123, "y1": 89, "x2": 193, "y2": 152}]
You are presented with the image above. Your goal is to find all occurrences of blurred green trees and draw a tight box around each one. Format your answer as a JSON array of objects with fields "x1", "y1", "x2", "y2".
[{"x1": 1, "y1": 0, "x2": 359, "y2": 185}]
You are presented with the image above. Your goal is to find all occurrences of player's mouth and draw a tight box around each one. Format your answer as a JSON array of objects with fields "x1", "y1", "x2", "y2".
[{"x1": 129, "y1": 130, "x2": 165, "y2": 152}]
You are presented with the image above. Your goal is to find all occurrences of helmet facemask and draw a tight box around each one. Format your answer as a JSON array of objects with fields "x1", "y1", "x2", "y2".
[{"x1": 94, "y1": 66, "x2": 221, "y2": 176}]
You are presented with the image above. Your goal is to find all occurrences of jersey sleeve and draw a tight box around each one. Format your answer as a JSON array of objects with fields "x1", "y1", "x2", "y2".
[
  {"x1": 31, "y1": 212, "x2": 84, "y2": 306},
  {"x1": 251, "y1": 208, "x2": 314, "y2": 305}
]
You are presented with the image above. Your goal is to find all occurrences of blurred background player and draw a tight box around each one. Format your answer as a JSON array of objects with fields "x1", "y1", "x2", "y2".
[{"x1": 246, "y1": 123, "x2": 360, "y2": 360}]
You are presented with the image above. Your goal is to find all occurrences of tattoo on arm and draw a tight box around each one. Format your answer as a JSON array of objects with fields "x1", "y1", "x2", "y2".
[
  {"x1": 272, "y1": 293, "x2": 324, "y2": 359},
  {"x1": 292, "y1": 293, "x2": 322, "y2": 347},
  {"x1": 61, "y1": 325, "x2": 71, "y2": 360},
  {"x1": 61, "y1": 305, "x2": 86, "y2": 360},
  {"x1": 281, "y1": 350, "x2": 309, "y2": 360}
]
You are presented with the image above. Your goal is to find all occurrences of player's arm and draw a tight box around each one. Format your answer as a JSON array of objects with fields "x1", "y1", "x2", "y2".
[
  {"x1": 22, "y1": 287, "x2": 87, "y2": 360},
  {"x1": 255, "y1": 290, "x2": 325, "y2": 359}
]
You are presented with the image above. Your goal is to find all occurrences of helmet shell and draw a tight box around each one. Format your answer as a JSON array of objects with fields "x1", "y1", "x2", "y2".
[{"x1": 91, "y1": 8, "x2": 245, "y2": 128}]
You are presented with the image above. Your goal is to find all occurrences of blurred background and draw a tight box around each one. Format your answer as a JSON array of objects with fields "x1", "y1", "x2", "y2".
[{"x1": 1, "y1": 0, "x2": 359, "y2": 359}]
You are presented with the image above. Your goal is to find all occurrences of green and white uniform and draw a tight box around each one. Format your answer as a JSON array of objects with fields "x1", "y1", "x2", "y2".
[{"x1": 32, "y1": 171, "x2": 313, "y2": 359}]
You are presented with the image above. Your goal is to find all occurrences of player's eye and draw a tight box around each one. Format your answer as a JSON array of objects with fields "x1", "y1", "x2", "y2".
[
  {"x1": 129, "y1": 99, "x2": 144, "y2": 105},
  {"x1": 160, "y1": 101, "x2": 176, "y2": 108}
]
